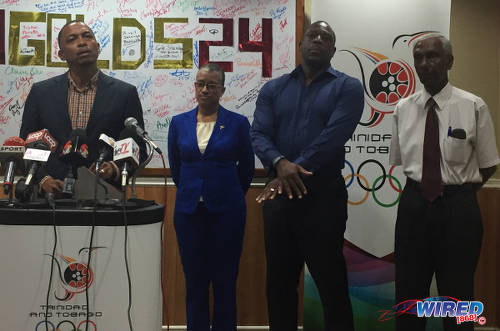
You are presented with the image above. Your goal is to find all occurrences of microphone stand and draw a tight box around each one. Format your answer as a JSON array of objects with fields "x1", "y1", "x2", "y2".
[
  {"x1": 15, "y1": 177, "x2": 33, "y2": 203},
  {"x1": 62, "y1": 164, "x2": 76, "y2": 198},
  {"x1": 94, "y1": 161, "x2": 110, "y2": 194},
  {"x1": 25, "y1": 162, "x2": 39, "y2": 186},
  {"x1": 130, "y1": 141, "x2": 153, "y2": 199},
  {"x1": 4, "y1": 183, "x2": 14, "y2": 206},
  {"x1": 6, "y1": 186, "x2": 14, "y2": 205},
  {"x1": 3, "y1": 161, "x2": 16, "y2": 202}
]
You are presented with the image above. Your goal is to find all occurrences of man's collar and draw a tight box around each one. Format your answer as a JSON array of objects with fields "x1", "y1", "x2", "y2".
[
  {"x1": 290, "y1": 65, "x2": 304, "y2": 77},
  {"x1": 420, "y1": 82, "x2": 452, "y2": 111},
  {"x1": 68, "y1": 70, "x2": 99, "y2": 92},
  {"x1": 291, "y1": 64, "x2": 338, "y2": 78}
]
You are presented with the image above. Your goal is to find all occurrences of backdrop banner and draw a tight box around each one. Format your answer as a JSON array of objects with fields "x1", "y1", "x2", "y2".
[
  {"x1": 306, "y1": 1, "x2": 451, "y2": 330},
  {"x1": 0, "y1": 0, "x2": 296, "y2": 168}
]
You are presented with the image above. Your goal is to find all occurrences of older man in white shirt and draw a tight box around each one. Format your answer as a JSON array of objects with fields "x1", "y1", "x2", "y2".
[{"x1": 390, "y1": 34, "x2": 499, "y2": 331}]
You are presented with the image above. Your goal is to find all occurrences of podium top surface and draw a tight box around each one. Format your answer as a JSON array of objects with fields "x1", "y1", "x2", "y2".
[{"x1": 0, "y1": 201, "x2": 165, "y2": 226}]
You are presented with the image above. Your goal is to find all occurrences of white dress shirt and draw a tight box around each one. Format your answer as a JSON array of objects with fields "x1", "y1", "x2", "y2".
[
  {"x1": 390, "y1": 83, "x2": 499, "y2": 184},
  {"x1": 197, "y1": 121, "x2": 216, "y2": 154},
  {"x1": 197, "y1": 121, "x2": 215, "y2": 201}
]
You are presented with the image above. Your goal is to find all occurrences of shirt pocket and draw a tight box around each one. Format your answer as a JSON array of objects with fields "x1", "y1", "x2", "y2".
[{"x1": 443, "y1": 135, "x2": 471, "y2": 166}]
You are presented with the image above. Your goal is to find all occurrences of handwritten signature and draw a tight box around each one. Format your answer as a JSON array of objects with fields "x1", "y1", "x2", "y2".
[
  {"x1": 269, "y1": 6, "x2": 287, "y2": 20},
  {"x1": 170, "y1": 69, "x2": 191, "y2": 80}
]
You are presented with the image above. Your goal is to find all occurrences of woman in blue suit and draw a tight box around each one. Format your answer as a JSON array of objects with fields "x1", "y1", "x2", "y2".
[{"x1": 168, "y1": 63, "x2": 254, "y2": 331}]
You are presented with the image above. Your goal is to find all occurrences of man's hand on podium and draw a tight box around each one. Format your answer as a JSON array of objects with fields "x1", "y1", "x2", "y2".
[
  {"x1": 89, "y1": 161, "x2": 117, "y2": 180},
  {"x1": 40, "y1": 176, "x2": 63, "y2": 194}
]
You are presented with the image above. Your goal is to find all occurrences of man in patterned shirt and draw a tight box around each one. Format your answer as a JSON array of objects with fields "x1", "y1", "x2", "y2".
[{"x1": 20, "y1": 20, "x2": 145, "y2": 193}]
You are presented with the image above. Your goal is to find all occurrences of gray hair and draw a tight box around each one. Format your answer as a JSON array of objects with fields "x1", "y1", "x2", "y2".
[
  {"x1": 199, "y1": 63, "x2": 225, "y2": 86},
  {"x1": 414, "y1": 33, "x2": 453, "y2": 57}
]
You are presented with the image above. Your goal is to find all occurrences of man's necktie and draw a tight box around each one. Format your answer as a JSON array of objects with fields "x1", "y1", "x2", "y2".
[{"x1": 421, "y1": 97, "x2": 443, "y2": 201}]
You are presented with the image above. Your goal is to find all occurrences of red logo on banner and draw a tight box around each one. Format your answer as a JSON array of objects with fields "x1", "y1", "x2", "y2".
[
  {"x1": 46, "y1": 246, "x2": 105, "y2": 301},
  {"x1": 341, "y1": 31, "x2": 436, "y2": 127}
]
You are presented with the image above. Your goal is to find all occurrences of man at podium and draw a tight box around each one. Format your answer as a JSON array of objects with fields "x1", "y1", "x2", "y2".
[{"x1": 19, "y1": 20, "x2": 145, "y2": 194}]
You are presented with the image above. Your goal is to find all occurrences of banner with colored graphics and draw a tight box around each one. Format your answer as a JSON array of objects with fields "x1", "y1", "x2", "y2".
[
  {"x1": 0, "y1": 222, "x2": 162, "y2": 331},
  {"x1": 307, "y1": 1, "x2": 451, "y2": 330}
]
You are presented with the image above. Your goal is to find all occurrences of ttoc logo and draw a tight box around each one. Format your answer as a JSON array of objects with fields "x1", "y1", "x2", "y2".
[{"x1": 417, "y1": 300, "x2": 486, "y2": 325}]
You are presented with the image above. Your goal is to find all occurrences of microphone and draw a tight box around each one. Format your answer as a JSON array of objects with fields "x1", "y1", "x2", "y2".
[
  {"x1": 113, "y1": 128, "x2": 140, "y2": 188},
  {"x1": 60, "y1": 129, "x2": 88, "y2": 166},
  {"x1": 0, "y1": 137, "x2": 26, "y2": 195},
  {"x1": 23, "y1": 129, "x2": 58, "y2": 186},
  {"x1": 14, "y1": 177, "x2": 31, "y2": 202},
  {"x1": 95, "y1": 133, "x2": 116, "y2": 171},
  {"x1": 46, "y1": 192, "x2": 55, "y2": 208},
  {"x1": 124, "y1": 117, "x2": 162, "y2": 155},
  {"x1": 60, "y1": 129, "x2": 88, "y2": 197},
  {"x1": 25, "y1": 129, "x2": 58, "y2": 151}
]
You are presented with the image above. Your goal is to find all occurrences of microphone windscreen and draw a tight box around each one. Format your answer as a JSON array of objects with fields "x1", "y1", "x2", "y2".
[
  {"x1": 62, "y1": 129, "x2": 87, "y2": 155},
  {"x1": 117, "y1": 127, "x2": 142, "y2": 166},
  {"x1": 25, "y1": 129, "x2": 58, "y2": 151},
  {"x1": 79, "y1": 144, "x2": 89, "y2": 159},
  {"x1": 0, "y1": 137, "x2": 26, "y2": 169},
  {"x1": 61, "y1": 129, "x2": 89, "y2": 165},
  {"x1": 70, "y1": 128, "x2": 87, "y2": 148},
  {"x1": 71, "y1": 128, "x2": 87, "y2": 140},
  {"x1": 3, "y1": 136, "x2": 26, "y2": 147},
  {"x1": 113, "y1": 137, "x2": 140, "y2": 167},
  {"x1": 124, "y1": 117, "x2": 138, "y2": 128},
  {"x1": 119, "y1": 127, "x2": 140, "y2": 143}
]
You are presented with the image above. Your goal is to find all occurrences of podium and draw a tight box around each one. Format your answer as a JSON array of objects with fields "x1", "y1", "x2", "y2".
[{"x1": 0, "y1": 201, "x2": 164, "y2": 331}]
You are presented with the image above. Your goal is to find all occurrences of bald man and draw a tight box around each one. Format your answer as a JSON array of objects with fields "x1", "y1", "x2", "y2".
[{"x1": 251, "y1": 21, "x2": 364, "y2": 331}]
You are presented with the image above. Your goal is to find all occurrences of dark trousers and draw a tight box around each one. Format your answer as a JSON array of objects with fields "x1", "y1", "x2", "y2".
[
  {"x1": 262, "y1": 174, "x2": 354, "y2": 331},
  {"x1": 395, "y1": 179, "x2": 483, "y2": 331},
  {"x1": 174, "y1": 203, "x2": 246, "y2": 331}
]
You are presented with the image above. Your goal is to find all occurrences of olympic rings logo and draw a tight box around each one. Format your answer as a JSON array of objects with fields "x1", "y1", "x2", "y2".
[
  {"x1": 35, "y1": 319, "x2": 97, "y2": 331},
  {"x1": 344, "y1": 159, "x2": 402, "y2": 207}
]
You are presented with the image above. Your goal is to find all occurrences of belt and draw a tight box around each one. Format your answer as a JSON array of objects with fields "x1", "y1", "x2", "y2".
[{"x1": 405, "y1": 177, "x2": 477, "y2": 196}]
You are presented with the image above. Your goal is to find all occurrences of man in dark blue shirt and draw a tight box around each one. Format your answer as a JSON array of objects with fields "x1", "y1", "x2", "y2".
[{"x1": 251, "y1": 21, "x2": 364, "y2": 331}]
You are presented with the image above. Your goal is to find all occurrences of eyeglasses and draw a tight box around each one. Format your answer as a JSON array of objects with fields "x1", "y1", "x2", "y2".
[{"x1": 194, "y1": 81, "x2": 221, "y2": 90}]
